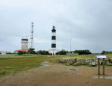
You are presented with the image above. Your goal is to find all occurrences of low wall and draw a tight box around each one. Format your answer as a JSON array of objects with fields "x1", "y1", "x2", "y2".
[{"x1": 57, "y1": 58, "x2": 112, "y2": 66}]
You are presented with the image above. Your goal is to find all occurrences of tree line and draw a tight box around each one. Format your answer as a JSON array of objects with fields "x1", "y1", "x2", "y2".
[
  {"x1": 1, "y1": 49, "x2": 111, "y2": 55},
  {"x1": 17, "y1": 48, "x2": 92, "y2": 55}
]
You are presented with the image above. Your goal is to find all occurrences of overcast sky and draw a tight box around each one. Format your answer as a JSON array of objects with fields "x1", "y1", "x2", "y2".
[{"x1": 0, "y1": 0, "x2": 112, "y2": 53}]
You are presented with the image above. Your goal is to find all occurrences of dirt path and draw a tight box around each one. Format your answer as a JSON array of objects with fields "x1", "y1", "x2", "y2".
[{"x1": 0, "y1": 61, "x2": 112, "y2": 86}]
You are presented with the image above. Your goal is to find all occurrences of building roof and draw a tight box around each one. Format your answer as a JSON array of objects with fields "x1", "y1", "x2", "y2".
[{"x1": 15, "y1": 49, "x2": 27, "y2": 52}]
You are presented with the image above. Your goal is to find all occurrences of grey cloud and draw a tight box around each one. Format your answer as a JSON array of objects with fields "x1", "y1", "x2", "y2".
[{"x1": 0, "y1": 0, "x2": 112, "y2": 53}]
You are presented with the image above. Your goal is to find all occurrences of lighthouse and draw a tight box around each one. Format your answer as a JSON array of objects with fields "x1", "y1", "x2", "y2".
[{"x1": 49, "y1": 26, "x2": 57, "y2": 55}]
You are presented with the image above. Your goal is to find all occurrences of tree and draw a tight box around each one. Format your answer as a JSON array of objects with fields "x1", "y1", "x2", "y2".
[
  {"x1": 28, "y1": 48, "x2": 36, "y2": 54},
  {"x1": 74, "y1": 50, "x2": 92, "y2": 55},
  {"x1": 101, "y1": 51, "x2": 112, "y2": 54},
  {"x1": 18, "y1": 51, "x2": 26, "y2": 55},
  {"x1": 101, "y1": 51, "x2": 106, "y2": 54},
  {"x1": 56, "y1": 50, "x2": 68, "y2": 55},
  {"x1": 37, "y1": 50, "x2": 49, "y2": 55}
]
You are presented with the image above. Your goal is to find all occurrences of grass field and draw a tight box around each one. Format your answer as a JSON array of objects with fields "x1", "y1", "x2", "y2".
[
  {"x1": 0, "y1": 54, "x2": 112, "y2": 77},
  {"x1": 0, "y1": 54, "x2": 65, "y2": 77}
]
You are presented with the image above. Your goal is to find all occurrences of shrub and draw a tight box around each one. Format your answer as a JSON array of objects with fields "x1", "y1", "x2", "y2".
[
  {"x1": 28, "y1": 48, "x2": 36, "y2": 54},
  {"x1": 72, "y1": 62, "x2": 82, "y2": 66},
  {"x1": 56, "y1": 50, "x2": 68, "y2": 55},
  {"x1": 74, "y1": 50, "x2": 92, "y2": 55},
  {"x1": 65, "y1": 62, "x2": 73, "y2": 66},
  {"x1": 37, "y1": 50, "x2": 49, "y2": 55},
  {"x1": 18, "y1": 51, "x2": 26, "y2": 55},
  {"x1": 106, "y1": 62, "x2": 112, "y2": 66}
]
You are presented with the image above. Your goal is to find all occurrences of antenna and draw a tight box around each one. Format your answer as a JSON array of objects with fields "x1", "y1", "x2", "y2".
[{"x1": 31, "y1": 22, "x2": 34, "y2": 49}]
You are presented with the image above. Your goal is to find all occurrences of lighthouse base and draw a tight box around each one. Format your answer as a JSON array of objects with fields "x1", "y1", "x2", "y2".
[{"x1": 49, "y1": 49, "x2": 57, "y2": 56}]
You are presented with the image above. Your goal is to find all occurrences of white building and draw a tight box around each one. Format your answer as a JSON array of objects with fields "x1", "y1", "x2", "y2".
[{"x1": 21, "y1": 38, "x2": 28, "y2": 51}]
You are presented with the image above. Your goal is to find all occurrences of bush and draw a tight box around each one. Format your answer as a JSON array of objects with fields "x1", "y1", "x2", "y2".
[
  {"x1": 101, "y1": 51, "x2": 112, "y2": 54},
  {"x1": 18, "y1": 51, "x2": 26, "y2": 55},
  {"x1": 72, "y1": 62, "x2": 82, "y2": 66},
  {"x1": 65, "y1": 62, "x2": 73, "y2": 66},
  {"x1": 0, "y1": 70, "x2": 6, "y2": 76},
  {"x1": 37, "y1": 50, "x2": 49, "y2": 55},
  {"x1": 106, "y1": 62, "x2": 112, "y2": 66},
  {"x1": 56, "y1": 50, "x2": 68, "y2": 55},
  {"x1": 28, "y1": 48, "x2": 36, "y2": 54},
  {"x1": 74, "y1": 50, "x2": 92, "y2": 55}
]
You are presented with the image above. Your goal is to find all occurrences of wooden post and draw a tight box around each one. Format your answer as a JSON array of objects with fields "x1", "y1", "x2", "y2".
[
  {"x1": 103, "y1": 58, "x2": 105, "y2": 75},
  {"x1": 98, "y1": 58, "x2": 100, "y2": 75}
]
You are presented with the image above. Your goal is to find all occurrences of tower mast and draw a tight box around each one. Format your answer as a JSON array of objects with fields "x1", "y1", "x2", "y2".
[{"x1": 31, "y1": 22, "x2": 34, "y2": 49}]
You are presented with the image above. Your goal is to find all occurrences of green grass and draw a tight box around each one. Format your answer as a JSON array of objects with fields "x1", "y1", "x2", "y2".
[
  {"x1": 0, "y1": 54, "x2": 64, "y2": 77},
  {"x1": 0, "y1": 54, "x2": 112, "y2": 77}
]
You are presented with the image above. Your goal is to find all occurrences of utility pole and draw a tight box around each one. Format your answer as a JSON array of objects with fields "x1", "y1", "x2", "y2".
[{"x1": 70, "y1": 39, "x2": 72, "y2": 55}]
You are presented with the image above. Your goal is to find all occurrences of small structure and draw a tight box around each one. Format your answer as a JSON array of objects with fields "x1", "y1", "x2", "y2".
[
  {"x1": 21, "y1": 38, "x2": 28, "y2": 51},
  {"x1": 97, "y1": 55, "x2": 107, "y2": 75},
  {"x1": 15, "y1": 38, "x2": 29, "y2": 53},
  {"x1": 0, "y1": 51, "x2": 10, "y2": 55},
  {"x1": 0, "y1": 51, "x2": 6, "y2": 55},
  {"x1": 15, "y1": 49, "x2": 27, "y2": 53}
]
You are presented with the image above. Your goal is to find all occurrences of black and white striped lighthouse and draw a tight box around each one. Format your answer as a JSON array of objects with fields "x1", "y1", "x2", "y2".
[{"x1": 50, "y1": 26, "x2": 57, "y2": 55}]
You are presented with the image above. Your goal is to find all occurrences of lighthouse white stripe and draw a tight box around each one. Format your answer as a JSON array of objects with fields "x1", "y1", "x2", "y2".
[
  {"x1": 52, "y1": 33, "x2": 56, "y2": 36},
  {"x1": 52, "y1": 40, "x2": 56, "y2": 44}
]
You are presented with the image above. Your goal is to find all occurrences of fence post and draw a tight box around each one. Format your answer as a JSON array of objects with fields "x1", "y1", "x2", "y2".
[
  {"x1": 98, "y1": 58, "x2": 100, "y2": 75},
  {"x1": 103, "y1": 58, "x2": 105, "y2": 75}
]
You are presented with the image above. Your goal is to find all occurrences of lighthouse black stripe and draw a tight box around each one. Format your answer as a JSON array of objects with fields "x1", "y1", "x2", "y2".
[
  {"x1": 51, "y1": 44, "x2": 56, "y2": 48},
  {"x1": 52, "y1": 36, "x2": 56, "y2": 40},
  {"x1": 22, "y1": 39, "x2": 28, "y2": 41}
]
